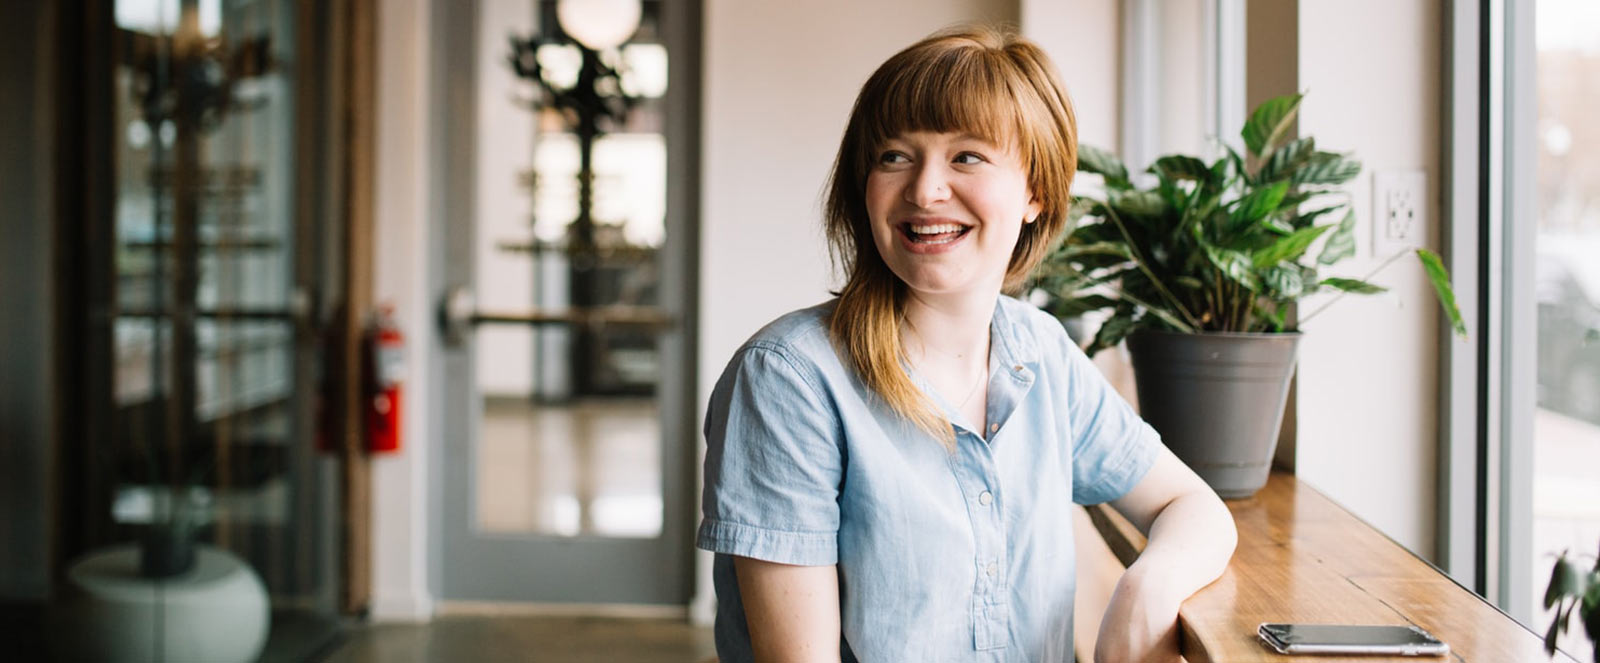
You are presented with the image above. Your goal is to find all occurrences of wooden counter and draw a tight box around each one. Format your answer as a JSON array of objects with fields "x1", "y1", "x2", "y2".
[{"x1": 1086, "y1": 472, "x2": 1579, "y2": 662}]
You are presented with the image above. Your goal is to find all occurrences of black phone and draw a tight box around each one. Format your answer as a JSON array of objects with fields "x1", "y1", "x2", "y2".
[{"x1": 1257, "y1": 623, "x2": 1450, "y2": 656}]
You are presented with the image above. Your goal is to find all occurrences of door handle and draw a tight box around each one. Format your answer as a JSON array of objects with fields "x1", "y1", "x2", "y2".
[
  {"x1": 440, "y1": 285, "x2": 478, "y2": 347},
  {"x1": 438, "y1": 285, "x2": 676, "y2": 348}
]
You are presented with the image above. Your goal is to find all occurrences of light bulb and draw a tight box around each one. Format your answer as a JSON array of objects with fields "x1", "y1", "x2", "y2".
[{"x1": 555, "y1": 0, "x2": 641, "y2": 50}]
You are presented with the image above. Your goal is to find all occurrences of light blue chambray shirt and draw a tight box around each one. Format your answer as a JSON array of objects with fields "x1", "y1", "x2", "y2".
[{"x1": 697, "y1": 296, "x2": 1162, "y2": 662}]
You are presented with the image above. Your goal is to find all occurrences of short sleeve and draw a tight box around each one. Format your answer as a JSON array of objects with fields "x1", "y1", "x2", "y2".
[
  {"x1": 1063, "y1": 339, "x2": 1162, "y2": 505},
  {"x1": 696, "y1": 343, "x2": 843, "y2": 566}
]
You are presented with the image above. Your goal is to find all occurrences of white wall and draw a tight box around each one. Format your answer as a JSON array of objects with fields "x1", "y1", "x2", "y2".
[
  {"x1": 693, "y1": 0, "x2": 1025, "y2": 623},
  {"x1": 1294, "y1": 0, "x2": 1443, "y2": 558},
  {"x1": 370, "y1": 0, "x2": 435, "y2": 622},
  {"x1": 1022, "y1": 0, "x2": 1121, "y2": 151}
]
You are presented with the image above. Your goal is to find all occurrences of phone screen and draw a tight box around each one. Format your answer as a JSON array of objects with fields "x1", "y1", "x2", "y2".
[{"x1": 1258, "y1": 623, "x2": 1449, "y2": 655}]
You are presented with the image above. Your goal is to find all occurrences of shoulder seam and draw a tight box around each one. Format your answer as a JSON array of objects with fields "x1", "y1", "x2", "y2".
[{"x1": 738, "y1": 340, "x2": 834, "y2": 409}]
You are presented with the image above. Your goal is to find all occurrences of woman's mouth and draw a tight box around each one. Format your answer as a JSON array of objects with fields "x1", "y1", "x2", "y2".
[{"x1": 901, "y1": 222, "x2": 972, "y2": 244}]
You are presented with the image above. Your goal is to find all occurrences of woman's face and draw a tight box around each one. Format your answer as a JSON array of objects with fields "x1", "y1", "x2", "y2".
[{"x1": 865, "y1": 130, "x2": 1041, "y2": 301}]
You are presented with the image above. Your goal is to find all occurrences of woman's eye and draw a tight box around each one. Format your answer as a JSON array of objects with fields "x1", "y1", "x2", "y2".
[
  {"x1": 954, "y1": 152, "x2": 987, "y2": 165},
  {"x1": 878, "y1": 151, "x2": 909, "y2": 164}
]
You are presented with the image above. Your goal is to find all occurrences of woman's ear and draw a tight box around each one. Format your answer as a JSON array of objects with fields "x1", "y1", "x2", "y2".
[{"x1": 1024, "y1": 196, "x2": 1043, "y2": 224}]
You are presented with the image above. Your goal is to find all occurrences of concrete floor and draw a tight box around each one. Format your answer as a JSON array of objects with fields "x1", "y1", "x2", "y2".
[{"x1": 319, "y1": 615, "x2": 716, "y2": 663}]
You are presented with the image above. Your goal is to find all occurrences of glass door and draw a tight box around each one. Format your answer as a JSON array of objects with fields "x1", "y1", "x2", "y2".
[
  {"x1": 435, "y1": 0, "x2": 696, "y2": 605},
  {"x1": 61, "y1": 1, "x2": 345, "y2": 660}
]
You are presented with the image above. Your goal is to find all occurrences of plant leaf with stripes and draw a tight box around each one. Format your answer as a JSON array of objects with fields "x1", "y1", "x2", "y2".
[
  {"x1": 1242, "y1": 93, "x2": 1303, "y2": 156},
  {"x1": 1078, "y1": 144, "x2": 1131, "y2": 188},
  {"x1": 1318, "y1": 210, "x2": 1357, "y2": 264},
  {"x1": 1320, "y1": 277, "x2": 1386, "y2": 294}
]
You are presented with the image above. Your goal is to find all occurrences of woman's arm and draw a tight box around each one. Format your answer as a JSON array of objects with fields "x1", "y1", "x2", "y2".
[
  {"x1": 733, "y1": 556, "x2": 843, "y2": 662},
  {"x1": 1095, "y1": 446, "x2": 1238, "y2": 663}
]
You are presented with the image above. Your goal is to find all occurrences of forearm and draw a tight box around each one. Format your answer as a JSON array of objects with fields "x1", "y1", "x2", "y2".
[{"x1": 1124, "y1": 489, "x2": 1237, "y2": 606}]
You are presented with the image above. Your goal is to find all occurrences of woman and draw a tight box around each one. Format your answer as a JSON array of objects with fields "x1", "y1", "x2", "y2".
[{"x1": 697, "y1": 26, "x2": 1237, "y2": 662}]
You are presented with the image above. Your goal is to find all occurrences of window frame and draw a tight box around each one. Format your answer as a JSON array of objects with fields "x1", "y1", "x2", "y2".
[{"x1": 1441, "y1": 0, "x2": 1541, "y2": 624}]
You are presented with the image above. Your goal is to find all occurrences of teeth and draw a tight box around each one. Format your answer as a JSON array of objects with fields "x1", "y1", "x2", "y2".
[{"x1": 910, "y1": 224, "x2": 965, "y2": 235}]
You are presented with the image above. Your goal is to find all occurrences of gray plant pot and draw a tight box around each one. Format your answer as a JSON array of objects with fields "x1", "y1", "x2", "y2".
[{"x1": 1125, "y1": 329, "x2": 1301, "y2": 499}]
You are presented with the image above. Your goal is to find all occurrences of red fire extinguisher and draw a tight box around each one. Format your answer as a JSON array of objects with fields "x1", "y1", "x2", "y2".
[{"x1": 366, "y1": 304, "x2": 406, "y2": 453}]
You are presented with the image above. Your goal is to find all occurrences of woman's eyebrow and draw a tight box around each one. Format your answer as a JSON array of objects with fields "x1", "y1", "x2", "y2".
[{"x1": 950, "y1": 132, "x2": 1006, "y2": 149}]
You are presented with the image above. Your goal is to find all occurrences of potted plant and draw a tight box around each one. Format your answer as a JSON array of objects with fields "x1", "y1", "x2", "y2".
[
  {"x1": 1544, "y1": 544, "x2": 1599, "y2": 661},
  {"x1": 1031, "y1": 93, "x2": 1465, "y2": 498}
]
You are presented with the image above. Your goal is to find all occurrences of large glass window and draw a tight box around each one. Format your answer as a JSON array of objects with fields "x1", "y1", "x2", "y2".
[{"x1": 1530, "y1": 2, "x2": 1600, "y2": 660}]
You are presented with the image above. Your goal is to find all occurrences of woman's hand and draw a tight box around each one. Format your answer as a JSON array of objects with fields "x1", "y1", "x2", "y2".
[
  {"x1": 1092, "y1": 564, "x2": 1185, "y2": 663},
  {"x1": 1096, "y1": 446, "x2": 1239, "y2": 663}
]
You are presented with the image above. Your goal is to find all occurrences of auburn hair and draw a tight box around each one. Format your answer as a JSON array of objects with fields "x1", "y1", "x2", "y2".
[{"x1": 824, "y1": 25, "x2": 1079, "y2": 449}]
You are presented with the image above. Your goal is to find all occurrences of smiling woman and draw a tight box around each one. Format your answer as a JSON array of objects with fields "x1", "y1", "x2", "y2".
[{"x1": 696, "y1": 25, "x2": 1238, "y2": 663}]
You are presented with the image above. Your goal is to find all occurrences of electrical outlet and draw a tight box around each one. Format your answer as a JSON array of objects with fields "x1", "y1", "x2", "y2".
[{"x1": 1371, "y1": 170, "x2": 1426, "y2": 258}]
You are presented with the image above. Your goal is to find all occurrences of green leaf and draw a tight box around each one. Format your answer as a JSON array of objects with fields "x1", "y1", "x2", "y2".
[
  {"x1": 1242, "y1": 93, "x2": 1304, "y2": 156},
  {"x1": 1416, "y1": 249, "x2": 1468, "y2": 337},
  {"x1": 1318, "y1": 210, "x2": 1357, "y2": 265},
  {"x1": 1174, "y1": 275, "x2": 1205, "y2": 290},
  {"x1": 1291, "y1": 204, "x2": 1345, "y2": 230},
  {"x1": 1224, "y1": 144, "x2": 1251, "y2": 185},
  {"x1": 1546, "y1": 614, "x2": 1563, "y2": 655},
  {"x1": 1203, "y1": 243, "x2": 1260, "y2": 289},
  {"x1": 1108, "y1": 189, "x2": 1168, "y2": 220},
  {"x1": 1292, "y1": 152, "x2": 1363, "y2": 186},
  {"x1": 1150, "y1": 155, "x2": 1212, "y2": 183},
  {"x1": 1208, "y1": 157, "x2": 1233, "y2": 189},
  {"x1": 1321, "y1": 277, "x2": 1386, "y2": 294},
  {"x1": 1230, "y1": 180, "x2": 1293, "y2": 229},
  {"x1": 1062, "y1": 241, "x2": 1133, "y2": 260},
  {"x1": 1047, "y1": 294, "x2": 1118, "y2": 318},
  {"x1": 1067, "y1": 219, "x2": 1122, "y2": 244},
  {"x1": 1252, "y1": 223, "x2": 1333, "y2": 269},
  {"x1": 1256, "y1": 136, "x2": 1317, "y2": 183},
  {"x1": 1548, "y1": 557, "x2": 1586, "y2": 609},
  {"x1": 1086, "y1": 309, "x2": 1139, "y2": 357},
  {"x1": 1264, "y1": 304, "x2": 1288, "y2": 331},
  {"x1": 1079, "y1": 144, "x2": 1131, "y2": 188},
  {"x1": 1262, "y1": 216, "x2": 1295, "y2": 235},
  {"x1": 1263, "y1": 264, "x2": 1306, "y2": 298}
]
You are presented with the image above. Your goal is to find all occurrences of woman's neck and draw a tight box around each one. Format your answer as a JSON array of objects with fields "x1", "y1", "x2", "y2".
[{"x1": 901, "y1": 290, "x2": 998, "y2": 366}]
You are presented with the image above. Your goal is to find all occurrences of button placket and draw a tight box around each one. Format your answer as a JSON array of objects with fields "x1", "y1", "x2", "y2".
[{"x1": 950, "y1": 431, "x2": 1008, "y2": 650}]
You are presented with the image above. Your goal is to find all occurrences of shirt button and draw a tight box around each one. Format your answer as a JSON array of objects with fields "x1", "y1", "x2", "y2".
[
  {"x1": 985, "y1": 562, "x2": 999, "y2": 577},
  {"x1": 1012, "y1": 364, "x2": 1024, "y2": 372},
  {"x1": 989, "y1": 422, "x2": 999, "y2": 433},
  {"x1": 978, "y1": 491, "x2": 993, "y2": 506}
]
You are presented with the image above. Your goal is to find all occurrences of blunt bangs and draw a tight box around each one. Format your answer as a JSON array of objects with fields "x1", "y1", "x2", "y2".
[{"x1": 854, "y1": 44, "x2": 1025, "y2": 172}]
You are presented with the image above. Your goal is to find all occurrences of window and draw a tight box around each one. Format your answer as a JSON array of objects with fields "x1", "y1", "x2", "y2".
[{"x1": 1461, "y1": 1, "x2": 1600, "y2": 659}]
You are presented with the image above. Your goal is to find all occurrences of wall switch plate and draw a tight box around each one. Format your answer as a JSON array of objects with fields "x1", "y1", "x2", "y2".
[{"x1": 1371, "y1": 170, "x2": 1426, "y2": 258}]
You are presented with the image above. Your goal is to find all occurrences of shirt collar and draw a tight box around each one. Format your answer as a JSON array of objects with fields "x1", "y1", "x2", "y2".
[{"x1": 989, "y1": 297, "x2": 1041, "y2": 372}]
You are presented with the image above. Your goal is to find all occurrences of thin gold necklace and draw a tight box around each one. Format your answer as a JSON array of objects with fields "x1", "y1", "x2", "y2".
[{"x1": 905, "y1": 321, "x2": 989, "y2": 409}]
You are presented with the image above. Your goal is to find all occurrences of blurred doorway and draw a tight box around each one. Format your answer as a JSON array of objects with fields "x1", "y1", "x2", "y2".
[{"x1": 433, "y1": 0, "x2": 699, "y2": 605}]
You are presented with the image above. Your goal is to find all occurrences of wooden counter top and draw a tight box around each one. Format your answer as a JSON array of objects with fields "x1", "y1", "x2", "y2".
[{"x1": 1086, "y1": 472, "x2": 1579, "y2": 662}]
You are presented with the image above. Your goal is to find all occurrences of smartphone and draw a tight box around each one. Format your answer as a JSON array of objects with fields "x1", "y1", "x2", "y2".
[{"x1": 1257, "y1": 623, "x2": 1450, "y2": 656}]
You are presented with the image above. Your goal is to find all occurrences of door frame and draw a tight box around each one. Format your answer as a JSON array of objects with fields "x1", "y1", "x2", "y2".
[{"x1": 428, "y1": 0, "x2": 701, "y2": 607}]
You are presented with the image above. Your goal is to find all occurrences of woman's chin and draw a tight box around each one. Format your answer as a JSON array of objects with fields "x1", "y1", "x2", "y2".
[{"x1": 897, "y1": 275, "x2": 991, "y2": 300}]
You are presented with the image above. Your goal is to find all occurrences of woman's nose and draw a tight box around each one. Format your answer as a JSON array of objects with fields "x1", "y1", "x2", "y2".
[{"x1": 904, "y1": 163, "x2": 951, "y2": 208}]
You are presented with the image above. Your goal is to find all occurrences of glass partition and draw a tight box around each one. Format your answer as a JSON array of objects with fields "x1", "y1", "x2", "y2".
[{"x1": 57, "y1": 1, "x2": 342, "y2": 660}]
